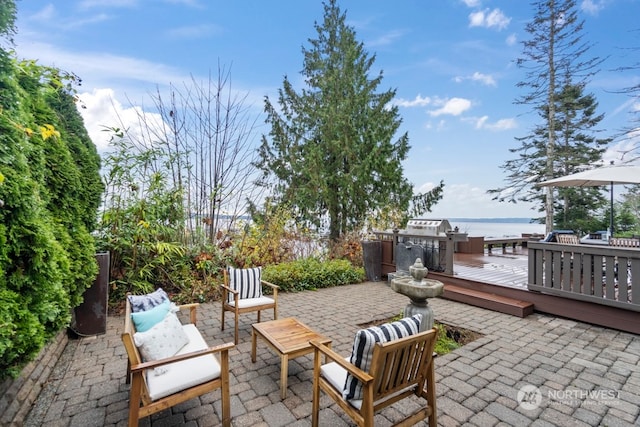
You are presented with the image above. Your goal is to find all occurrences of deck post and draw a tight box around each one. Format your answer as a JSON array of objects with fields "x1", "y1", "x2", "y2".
[{"x1": 444, "y1": 230, "x2": 458, "y2": 276}]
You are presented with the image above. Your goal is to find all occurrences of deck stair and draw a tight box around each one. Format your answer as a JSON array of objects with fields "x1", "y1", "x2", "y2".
[{"x1": 443, "y1": 284, "x2": 534, "y2": 318}]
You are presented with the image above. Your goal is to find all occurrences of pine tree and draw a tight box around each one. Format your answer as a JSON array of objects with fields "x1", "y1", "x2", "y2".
[
  {"x1": 256, "y1": 0, "x2": 442, "y2": 241},
  {"x1": 489, "y1": 0, "x2": 606, "y2": 234}
]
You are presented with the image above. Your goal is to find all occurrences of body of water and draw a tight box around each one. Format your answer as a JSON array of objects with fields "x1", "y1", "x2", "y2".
[{"x1": 448, "y1": 220, "x2": 545, "y2": 238}]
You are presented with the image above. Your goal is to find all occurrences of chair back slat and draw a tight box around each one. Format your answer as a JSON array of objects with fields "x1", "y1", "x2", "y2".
[{"x1": 370, "y1": 329, "x2": 436, "y2": 400}]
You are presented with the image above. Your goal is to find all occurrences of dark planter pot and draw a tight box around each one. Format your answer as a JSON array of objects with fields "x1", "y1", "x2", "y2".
[
  {"x1": 70, "y1": 251, "x2": 110, "y2": 337},
  {"x1": 361, "y1": 240, "x2": 382, "y2": 282}
]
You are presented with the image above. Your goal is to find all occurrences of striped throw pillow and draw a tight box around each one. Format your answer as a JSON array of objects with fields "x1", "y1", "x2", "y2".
[
  {"x1": 227, "y1": 267, "x2": 263, "y2": 303},
  {"x1": 343, "y1": 314, "x2": 422, "y2": 400}
]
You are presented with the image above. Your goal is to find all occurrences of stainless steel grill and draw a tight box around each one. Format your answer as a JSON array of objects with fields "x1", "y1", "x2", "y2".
[{"x1": 404, "y1": 219, "x2": 452, "y2": 237}]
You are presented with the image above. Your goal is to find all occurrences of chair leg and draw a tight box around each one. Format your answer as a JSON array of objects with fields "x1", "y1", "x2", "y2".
[
  {"x1": 220, "y1": 351, "x2": 231, "y2": 427},
  {"x1": 312, "y1": 356, "x2": 321, "y2": 427},
  {"x1": 221, "y1": 305, "x2": 225, "y2": 331},
  {"x1": 427, "y1": 365, "x2": 437, "y2": 427},
  {"x1": 234, "y1": 309, "x2": 239, "y2": 345},
  {"x1": 126, "y1": 359, "x2": 131, "y2": 384},
  {"x1": 128, "y1": 373, "x2": 143, "y2": 427},
  {"x1": 257, "y1": 310, "x2": 261, "y2": 323}
]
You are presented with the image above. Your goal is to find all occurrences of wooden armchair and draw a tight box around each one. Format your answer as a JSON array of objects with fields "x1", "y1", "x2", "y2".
[
  {"x1": 122, "y1": 297, "x2": 234, "y2": 427},
  {"x1": 221, "y1": 266, "x2": 279, "y2": 344},
  {"x1": 311, "y1": 327, "x2": 438, "y2": 427}
]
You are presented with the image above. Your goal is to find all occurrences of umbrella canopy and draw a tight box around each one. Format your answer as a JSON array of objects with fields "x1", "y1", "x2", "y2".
[{"x1": 538, "y1": 165, "x2": 640, "y2": 233}]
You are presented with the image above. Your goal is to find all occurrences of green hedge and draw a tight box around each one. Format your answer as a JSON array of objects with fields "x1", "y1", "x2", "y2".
[
  {"x1": 262, "y1": 258, "x2": 365, "y2": 292},
  {"x1": 0, "y1": 51, "x2": 103, "y2": 379}
]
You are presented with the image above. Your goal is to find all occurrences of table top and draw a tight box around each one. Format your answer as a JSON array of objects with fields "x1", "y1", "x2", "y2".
[{"x1": 252, "y1": 317, "x2": 331, "y2": 355}]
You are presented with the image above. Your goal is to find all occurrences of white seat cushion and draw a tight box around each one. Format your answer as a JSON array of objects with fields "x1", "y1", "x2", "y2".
[
  {"x1": 321, "y1": 359, "x2": 363, "y2": 410},
  {"x1": 146, "y1": 324, "x2": 221, "y2": 401},
  {"x1": 321, "y1": 358, "x2": 418, "y2": 411},
  {"x1": 227, "y1": 296, "x2": 274, "y2": 309}
]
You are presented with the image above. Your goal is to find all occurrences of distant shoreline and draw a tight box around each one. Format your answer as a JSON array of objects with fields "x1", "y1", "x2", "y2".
[{"x1": 445, "y1": 218, "x2": 537, "y2": 224}]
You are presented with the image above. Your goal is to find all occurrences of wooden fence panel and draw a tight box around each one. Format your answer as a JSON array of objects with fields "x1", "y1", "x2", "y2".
[{"x1": 528, "y1": 242, "x2": 640, "y2": 312}]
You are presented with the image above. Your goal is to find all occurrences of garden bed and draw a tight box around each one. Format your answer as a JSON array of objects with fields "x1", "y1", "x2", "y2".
[{"x1": 357, "y1": 316, "x2": 483, "y2": 355}]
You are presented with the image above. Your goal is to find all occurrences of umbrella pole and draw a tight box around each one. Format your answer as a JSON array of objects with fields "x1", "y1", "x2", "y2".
[{"x1": 610, "y1": 181, "x2": 614, "y2": 236}]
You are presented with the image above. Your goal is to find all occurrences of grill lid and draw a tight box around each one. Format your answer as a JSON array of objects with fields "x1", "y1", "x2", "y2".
[{"x1": 404, "y1": 218, "x2": 452, "y2": 237}]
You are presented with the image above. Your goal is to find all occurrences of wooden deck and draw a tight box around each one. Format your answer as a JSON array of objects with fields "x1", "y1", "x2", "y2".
[
  {"x1": 451, "y1": 246, "x2": 529, "y2": 287},
  {"x1": 427, "y1": 246, "x2": 640, "y2": 334}
]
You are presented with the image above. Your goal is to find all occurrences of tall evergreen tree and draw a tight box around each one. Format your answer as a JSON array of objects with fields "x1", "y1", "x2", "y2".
[
  {"x1": 0, "y1": 0, "x2": 16, "y2": 45},
  {"x1": 614, "y1": 29, "x2": 640, "y2": 162},
  {"x1": 256, "y1": 0, "x2": 442, "y2": 241},
  {"x1": 489, "y1": 0, "x2": 605, "y2": 234}
]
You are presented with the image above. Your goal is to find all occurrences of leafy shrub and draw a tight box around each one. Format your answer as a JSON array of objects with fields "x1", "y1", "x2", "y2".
[
  {"x1": 328, "y1": 231, "x2": 364, "y2": 267},
  {"x1": 236, "y1": 202, "x2": 300, "y2": 267},
  {"x1": 262, "y1": 258, "x2": 365, "y2": 292}
]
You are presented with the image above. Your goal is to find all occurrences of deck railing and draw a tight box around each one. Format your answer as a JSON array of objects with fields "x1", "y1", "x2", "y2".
[
  {"x1": 527, "y1": 241, "x2": 640, "y2": 311},
  {"x1": 372, "y1": 230, "x2": 468, "y2": 275}
]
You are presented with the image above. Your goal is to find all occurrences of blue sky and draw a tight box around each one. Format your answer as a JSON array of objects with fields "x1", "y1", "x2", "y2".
[{"x1": 13, "y1": 0, "x2": 640, "y2": 218}]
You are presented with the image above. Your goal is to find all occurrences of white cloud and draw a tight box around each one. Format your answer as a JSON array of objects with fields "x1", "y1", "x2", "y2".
[
  {"x1": 428, "y1": 97, "x2": 472, "y2": 117},
  {"x1": 165, "y1": 0, "x2": 205, "y2": 7},
  {"x1": 417, "y1": 182, "x2": 538, "y2": 218},
  {"x1": 79, "y1": 0, "x2": 138, "y2": 9},
  {"x1": 455, "y1": 72, "x2": 497, "y2": 86},
  {"x1": 367, "y1": 30, "x2": 406, "y2": 48},
  {"x1": 467, "y1": 116, "x2": 517, "y2": 130},
  {"x1": 14, "y1": 41, "x2": 188, "y2": 93},
  {"x1": 581, "y1": 0, "x2": 607, "y2": 15},
  {"x1": 30, "y1": 4, "x2": 56, "y2": 22},
  {"x1": 471, "y1": 72, "x2": 496, "y2": 86},
  {"x1": 469, "y1": 8, "x2": 511, "y2": 30},
  {"x1": 603, "y1": 132, "x2": 640, "y2": 163},
  {"x1": 78, "y1": 88, "x2": 167, "y2": 153},
  {"x1": 76, "y1": 89, "x2": 132, "y2": 151},
  {"x1": 394, "y1": 94, "x2": 432, "y2": 107},
  {"x1": 166, "y1": 24, "x2": 220, "y2": 39},
  {"x1": 25, "y1": 4, "x2": 111, "y2": 30},
  {"x1": 506, "y1": 33, "x2": 517, "y2": 46},
  {"x1": 461, "y1": 0, "x2": 481, "y2": 7}
]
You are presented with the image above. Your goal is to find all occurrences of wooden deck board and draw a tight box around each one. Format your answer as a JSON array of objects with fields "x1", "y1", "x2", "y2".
[{"x1": 452, "y1": 248, "x2": 529, "y2": 288}]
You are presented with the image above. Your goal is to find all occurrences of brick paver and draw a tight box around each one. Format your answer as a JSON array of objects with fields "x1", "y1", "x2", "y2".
[{"x1": 23, "y1": 282, "x2": 640, "y2": 426}]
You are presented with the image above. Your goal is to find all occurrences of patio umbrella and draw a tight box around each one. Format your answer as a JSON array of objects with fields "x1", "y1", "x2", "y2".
[{"x1": 538, "y1": 164, "x2": 640, "y2": 233}]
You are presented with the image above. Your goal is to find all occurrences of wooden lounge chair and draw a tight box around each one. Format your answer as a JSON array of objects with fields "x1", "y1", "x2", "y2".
[
  {"x1": 311, "y1": 327, "x2": 438, "y2": 427},
  {"x1": 122, "y1": 296, "x2": 233, "y2": 426},
  {"x1": 221, "y1": 266, "x2": 279, "y2": 344}
]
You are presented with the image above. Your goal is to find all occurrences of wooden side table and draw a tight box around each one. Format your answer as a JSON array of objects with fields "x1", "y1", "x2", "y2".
[{"x1": 251, "y1": 317, "x2": 332, "y2": 399}]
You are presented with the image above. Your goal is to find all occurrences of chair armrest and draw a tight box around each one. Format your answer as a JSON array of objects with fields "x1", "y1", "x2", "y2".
[
  {"x1": 261, "y1": 280, "x2": 279, "y2": 291},
  {"x1": 220, "y1": 284, "x2": 239, "y2": 306},
  {"x1": 220, "y1": 284, "x2": 238, "y2": 295},
  {"x1": 176, "y1": 302, "x2": 199, "y2": 325},
  {"x1": 261, "y1": 280, "x2": 279, "y2": 297},
  {"x1": 130, "y1": 342, "x2": 235, "y2": 374},
  {"x1": 310, "y1": 340, "x2": 373, "y2": 384}
]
